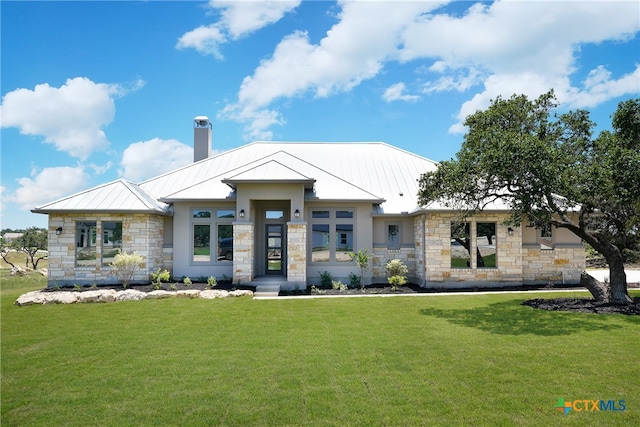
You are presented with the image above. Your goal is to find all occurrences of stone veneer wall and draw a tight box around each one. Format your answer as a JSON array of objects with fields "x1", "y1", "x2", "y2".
[
  {"x1": 423, "y1": 213, "x2": 524, "y2": 285},
  {"x1": 522, "y1": 245, "x2": 585, "y2": 284},
  {"x1": 286, "y1": 222, "x2": 307, "y2": 289},
  {"x1": 232, "y1": 222, "x2": 254, "y2": 284},
  {"x1": 371, "y1": 248, "x2": 416, "y2": 284},
  {"x1": 47, "y1": 213, "x2": 165, "y2": 286}
]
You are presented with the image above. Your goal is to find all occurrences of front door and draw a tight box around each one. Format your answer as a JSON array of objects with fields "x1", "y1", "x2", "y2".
[{"x1": 266, "y1": 224, "x2": 284, "y2": 275}]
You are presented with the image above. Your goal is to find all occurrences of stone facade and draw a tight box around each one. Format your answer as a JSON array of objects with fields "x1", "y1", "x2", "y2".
[
  {"x1": 286, "y1": 222, "x2": 307, "y2": 289},
  {"x1": 47, "y1": 213, "x2": 165, "y2": 286},
  {"x1": 522, "y1": 244, "x2": 585, "y2": 283},
  {"x1": 232, "y1": 222, "x2": 254, "y2": 284}
]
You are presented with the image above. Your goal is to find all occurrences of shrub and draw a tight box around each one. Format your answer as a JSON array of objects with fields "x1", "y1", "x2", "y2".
[
  {"x1": 350, "y1": 248, "x2": 371, "y2": 289},
  {"x1": 319, "y1": 271, "x2": 332, "y2": 288},
  {"x1": 207, "y1": 276, "x2": 217, "y2": 289},
  {"x1": 331, "y1": 280, "x2": 347, "y2": 291},
  {"x1": 386, "y1": 259, "x2": 408, "y2": 291},
  {"x1": 348, "y1": 272, "x2": 360, "y2": 289},
  {"x1": 183, "y1": 276, "x2": 192, "y2": 286},
  {"x1": 110, "y1": 250, "x2": 145, "y2": 288},
  {"x1": 151, "y1": 268, "x2": 170, "y2": 290}
]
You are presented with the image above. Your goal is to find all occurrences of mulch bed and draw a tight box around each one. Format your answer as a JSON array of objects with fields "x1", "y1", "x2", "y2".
[{"x1": 522, "y1": 297, "x2": 640, "y2": 315}]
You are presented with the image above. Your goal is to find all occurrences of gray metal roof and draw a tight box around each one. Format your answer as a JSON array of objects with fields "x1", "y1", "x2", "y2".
[
  {"x1": 33, "y1": 179, "x2": 168, "y2": 214},
  {"x1": 34, "y1": 142, "x2": 442, "y2": 215}
]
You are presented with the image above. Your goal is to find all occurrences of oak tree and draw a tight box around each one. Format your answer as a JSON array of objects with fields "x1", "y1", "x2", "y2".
[{"x1": 418, "y1": 92, "x2": 639, "y2": 305}]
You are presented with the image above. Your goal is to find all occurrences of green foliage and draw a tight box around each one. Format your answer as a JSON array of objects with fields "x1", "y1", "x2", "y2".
[
  {"x1": 348, "y1": 272, "x2": 360, "y2": 289},
  {"x1": 331, "y1": 280, "x2": 347, "y2": 291},
  {"x1": 418, "y1": 92, "x2": 640, "y2": 304},
  {"x1": 183, "y1": 276, "x2": 192, "y2": 286},
  {"x1": 386, "y1": 259, "x2": 408, "y2": 291},
  {"x1": 207, "y1": 276, "x2": 217, "y2": 289},
  {"x1": 110, "y1": 250, "x2": 144, "y2": 288},
  {"x1": 10, "y1": 227, "x2": 48, "y2": 270},
  {"x1": 151, "y1": 268, "x2": 170, "y2": 290},
  {"x1": 310, "y1": 285, "x2": 326, "y2": 295},
  {"x1": 319, "y1": 271, "x2": 332, "y2": 288},
  {"x1": 349, "y1": 248, "x2": 371, "y2": 289}
]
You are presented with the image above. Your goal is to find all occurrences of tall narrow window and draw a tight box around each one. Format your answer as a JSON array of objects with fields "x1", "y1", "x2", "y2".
[
  {"x1": 193, "y1": 224, "x2": 211, "y2": 262},
  {"x1": 335, "y1": 224, "x2": 353, "y2": 262},
  {"x1": 388, "y1": 224, "x2": 400, "y2": 250},
  {"x1": 217, "y1": 224, "x2": 233, "y2": 261},
  {"x1": 540, "y1": 224, "x2": 553, "y2": 250},
  {"x1": 476, "y1": 223, "x2": 496, "y2": 268},
  {"x1": 311, "y1": 224, "x2": 330, "y2": 262},
  {"x1": 102, "y1": 221, "x2": 122, "y2": 265},
  {"x1": 76, "y1": 221, "x2": 97, "y2": 266},
  {"x1": 451, "y1": 222, "x2": 470, "y2": 268}
]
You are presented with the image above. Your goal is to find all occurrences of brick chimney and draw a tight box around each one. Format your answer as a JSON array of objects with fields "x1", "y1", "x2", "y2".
[{"x1": 193, "y1": 116, "x2": 212, "y2": 162}]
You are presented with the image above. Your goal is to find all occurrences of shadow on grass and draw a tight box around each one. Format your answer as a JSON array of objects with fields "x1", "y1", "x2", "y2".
[{"x1": 419, "y1": 300, "x2": 622, "y2": 336}]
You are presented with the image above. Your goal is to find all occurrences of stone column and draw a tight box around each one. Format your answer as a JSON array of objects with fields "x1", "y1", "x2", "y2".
[
  {"x1": 233, "y1": 222, "x2": 254, "y2": 284},
  {"x1": 286, "y1": 221, "x2": 307, "y2": 289}
]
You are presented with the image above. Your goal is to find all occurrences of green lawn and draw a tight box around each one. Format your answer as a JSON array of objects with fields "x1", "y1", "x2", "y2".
[{"x1": 2, "y1": 273, "x2": 639, "y2": 426}]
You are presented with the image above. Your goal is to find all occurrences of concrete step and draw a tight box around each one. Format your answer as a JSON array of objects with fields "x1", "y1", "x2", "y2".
[{"x1": 254, "y1": 284, "x2": 281, "y2": 297}]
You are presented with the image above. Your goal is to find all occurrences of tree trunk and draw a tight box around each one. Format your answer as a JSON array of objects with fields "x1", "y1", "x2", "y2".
[
  {"x1": 580, "y1": 272, "x2": 609, "y2": 303},
  {"x1": 607, "y1": 254, "x2": 632, "y2": 305}
]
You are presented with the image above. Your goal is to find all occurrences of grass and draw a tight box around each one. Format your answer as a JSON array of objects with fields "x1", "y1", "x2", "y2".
[{"x1": 2, "y1": 273, "x2": 639, "y2": 426}]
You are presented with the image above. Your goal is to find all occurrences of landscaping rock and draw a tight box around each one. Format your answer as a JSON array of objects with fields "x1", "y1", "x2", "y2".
[
  {"x1": 199, "y1": 289, "x2": 229, "y2": 299},
  {"x1": 115, "y1": 289, "x2": 147, "y2": 302},
  {"x1": 77, "y1": 289, "x2": 117, "y2": 303},
  {"x1": 147, "y1": 290, "x2": 174, "y2": 299},
  {"x1": 15, "y1": 291, "x2": 47, "y2": 306},
  {"x1": 229, "y1": 289, "x2": 254, "y2": 297},
  {"x1": 176, "y1": 289, "x2": 201, "y2": 298},
  {"x1": 46, "y1": 291, "x2": 79, "y2": 304}
]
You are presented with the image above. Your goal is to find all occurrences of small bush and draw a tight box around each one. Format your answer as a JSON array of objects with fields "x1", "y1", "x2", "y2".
[
  {"x1": 310, "y1": 286, "x2": 326, "y2": 295},
  {"x1": 348, "y1": 272, "x2": 360, "y2": 288},
  {"x1": 207, "y1": 276, "x2": 217, "y2": 289},
  {"x1": 151, "y1": 268, "x2": 170, "y2": 290},
  {"x1": 183, "y1": 276, "x2": 192, "y2": 286},
  {"x1": 331, "y1": 280, "x2": 347, "y2": 291},
  {"x1": 386, "y1": 259, "x2": 408, "y2": 291},
  {"x1": 319, "y1": 271, "x2": 332, "y2": 288},
  {"x1": 110, "y1": 250, "x2": 145, "y2": 288}
]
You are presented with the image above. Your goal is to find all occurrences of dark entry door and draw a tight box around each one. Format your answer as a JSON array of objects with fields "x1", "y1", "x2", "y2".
[{"x1": 266, "y1": 224, "x2": 284, "y2": 275}]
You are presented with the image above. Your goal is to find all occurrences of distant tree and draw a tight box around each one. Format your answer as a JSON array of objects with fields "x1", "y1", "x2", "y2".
[
  {"x1": 12, "y1": 227, "x2": 48, "y2": 269},
  {"x1": 418, "y1": 91, "x2": 639, "y2": 305}
]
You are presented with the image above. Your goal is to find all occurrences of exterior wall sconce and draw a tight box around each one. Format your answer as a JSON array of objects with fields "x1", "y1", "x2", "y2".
[
  {"x1": 56, "y1": 227, "x2": 63, "y2": 236},
  {"x1": 294, "y1": 209, "x2": 300, "y2": 218},
  {"x1": 508, "y1": 227, "x2": 514, "y2": 236},
  {"x1": 239, "y1": 209, "x2": 245, "y2": 218}
]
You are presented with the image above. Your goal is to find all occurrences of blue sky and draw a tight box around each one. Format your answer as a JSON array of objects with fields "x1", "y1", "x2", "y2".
[{"x1": 2, "y1": 0, "x2": 639, "y2": 230}]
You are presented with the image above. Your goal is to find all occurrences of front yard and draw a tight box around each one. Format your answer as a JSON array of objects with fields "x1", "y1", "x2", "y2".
[{"x1": 2, "y1": 273, "x2": 639, "y2": 426}]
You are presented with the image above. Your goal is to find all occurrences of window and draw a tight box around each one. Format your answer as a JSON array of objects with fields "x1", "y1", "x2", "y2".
[
  {"x1": 75, "y1": 220, "x2": 122, "y2": 266},
  {"x1": 540, "y1": 224, "x2": 553, "y2": 250},
  {"x1": 191, "y1": 208, "x2": 234, "y2": 264},
  {"x1": 76, "y1": 221, "x2": 97, "y2": 266},
  {"x1": 476, "y1": 222, "x2": 496, "y2": 268},
  {"x1": 101, "y1": 221, "x2": 122, "y2": 265},
  {"x1": 450, "y1": 222, "x2": 470, "y2": 268},
  {"x1": 310, "y1": 209, "x2": 355, "y2": 263},
  {"x1": 311, "y1": 224, "x2": 330, "y2": 262},
  {"x1": 193, "y1": 224, "x2": 211, "y2": 262},
  {"x1": 387, "y1": 223, "x2": 400, "y2": 250}
]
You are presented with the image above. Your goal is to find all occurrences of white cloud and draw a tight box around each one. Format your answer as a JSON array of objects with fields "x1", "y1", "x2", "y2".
[
  {"x1": 9, "y1": 166, "x2": 89, "y2": 210},
  {"x1": 218, "y1": 0, "x2": 639, "y2": 138},
  {"x1": 0, "y1": 77, "x2": 144, "y2": 159},
  {"x1": 221, "y1": 1, "x2": 439, "y2": 139},
  {"x1": 383, "y1": 82, "x2": 420, "y2": 102},
  {"x1": 119, "y1": 138, "x2": 193, "y2": 182},
  {"x1": 176, "y1": 0, "x2": 301, "y2": 57}
]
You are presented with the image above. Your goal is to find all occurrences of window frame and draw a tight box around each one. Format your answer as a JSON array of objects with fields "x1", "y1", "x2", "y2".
[
  {"x1": 190, "y1": 208, "x2": 235, "y2": 265},
  {"x1": 309, "y1": 208, "x2": 356, "y2": 264}
]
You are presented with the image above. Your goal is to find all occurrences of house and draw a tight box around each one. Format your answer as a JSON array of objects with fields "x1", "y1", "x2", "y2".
[
  {"x1": 33, "y1": 117, "x2": 585, "y2": 289},
  {"x1": 1, "y1": 232, "x2": 24, "y2": 245}
]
